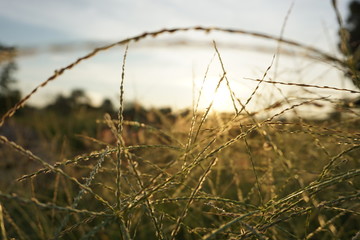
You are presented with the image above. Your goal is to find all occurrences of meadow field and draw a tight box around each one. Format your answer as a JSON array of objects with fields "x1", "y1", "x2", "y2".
[{"x1": 0, "y1": 15, "x2": 360, "y2": 240}]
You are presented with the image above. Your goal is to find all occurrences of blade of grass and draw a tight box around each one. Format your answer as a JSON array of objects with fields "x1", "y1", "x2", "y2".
[{"x1": 0, "y1": 203, "x2": 8, "y2": 240}]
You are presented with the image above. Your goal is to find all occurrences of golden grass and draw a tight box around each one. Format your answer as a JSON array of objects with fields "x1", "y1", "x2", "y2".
[{"x1": 0, "y1": 4, "x2": 360, "y2": 238}]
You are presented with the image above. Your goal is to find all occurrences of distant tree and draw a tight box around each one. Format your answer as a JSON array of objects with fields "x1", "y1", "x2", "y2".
[
  {"x1": 100, "y1": 98, "x2": 114, "y2": 113},
  {"x1": 69, "y1": 89, "x2": 91, "y2": 108},
  {"x1": 345, "y1": 1, "x2": 360, "y2": 52},
  {"x1": 49, "y1": 94, "x2": 72, "y2": 114},
  {"x1": 0, "y1": 43, "x2": 21, "y2": 114},
  {"x1": 339, "y1": 0, "x2": 360, "y2": 89},
  {"x1": 0, "y1": 62, "x2": 17, "y2": 93},
  {"x1": 46, "y1": 89, "x2": 93, "y2": 114}
]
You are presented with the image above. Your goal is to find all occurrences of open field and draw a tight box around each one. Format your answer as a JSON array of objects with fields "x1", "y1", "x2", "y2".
[{"x1": 0, "y1": 21, "x2": 360, "y2": 240}]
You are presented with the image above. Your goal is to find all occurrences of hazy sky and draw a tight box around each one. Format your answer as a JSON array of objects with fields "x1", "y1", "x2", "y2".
[{"x1": 0, "y1": 0, "x2": 355, "y2": 114}]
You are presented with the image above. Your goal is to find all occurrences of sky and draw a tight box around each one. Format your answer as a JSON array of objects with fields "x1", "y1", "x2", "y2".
[{"x1": 0, "y1": 0, "x2": 356, "y2": 115}]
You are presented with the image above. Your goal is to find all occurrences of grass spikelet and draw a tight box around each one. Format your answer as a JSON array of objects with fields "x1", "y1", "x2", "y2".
[
  {"x1": 116, "y1": 45, "x2": 129, "y2": 211},
  {"x1": 0, "y1": 203, "x2": 7, "y2": 240},
  {"x1": 115, "y1": 45, "x2": 131, "y2": 240},
  {"x1": 54, "y1": 148, "x2": 108, "y2": 238}
]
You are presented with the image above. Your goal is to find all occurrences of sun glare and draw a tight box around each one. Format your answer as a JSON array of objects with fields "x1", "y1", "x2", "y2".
[{"x1": 197, "y1": 76, "x2": 237, "y2": 112}]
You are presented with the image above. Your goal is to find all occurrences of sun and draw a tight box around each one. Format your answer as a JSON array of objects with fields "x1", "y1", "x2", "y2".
[{"x1": 196, "y1": 76, "x2": 237, "y2": 112}]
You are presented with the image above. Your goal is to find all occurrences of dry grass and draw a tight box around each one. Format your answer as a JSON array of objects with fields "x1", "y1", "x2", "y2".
[{"x1": 0, "y1": 5, "x2": 360, "y2": 239}]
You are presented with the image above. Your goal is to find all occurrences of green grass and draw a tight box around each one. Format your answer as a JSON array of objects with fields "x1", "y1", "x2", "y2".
[{"x1": 0, "y1": 21, "x2": 360, "y2": 240}]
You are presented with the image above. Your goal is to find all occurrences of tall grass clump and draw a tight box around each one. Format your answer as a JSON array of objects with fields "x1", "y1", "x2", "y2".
[{"x1": 0, "y1": 4, "x2": 360, "y2": 240}]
